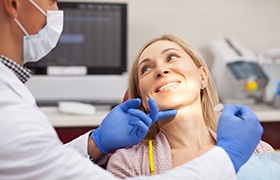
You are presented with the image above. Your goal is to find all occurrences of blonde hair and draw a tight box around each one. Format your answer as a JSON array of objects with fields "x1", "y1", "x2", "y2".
[{"x1": 128, "y1": 34, "x2": 220, "y2": 140}]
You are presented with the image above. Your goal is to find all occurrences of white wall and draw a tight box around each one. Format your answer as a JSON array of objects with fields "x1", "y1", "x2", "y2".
[{"x1": 68, "y1": 0, "x2": 280, "y2": 68}]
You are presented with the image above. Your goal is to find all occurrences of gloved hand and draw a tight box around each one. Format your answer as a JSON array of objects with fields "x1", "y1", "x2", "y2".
[
  {"x1": 91, "y1": 98, "x2": 177, "y2": 154},
  {"x1": 216, "y1": 104, "x2": 263, "y2": 172}
]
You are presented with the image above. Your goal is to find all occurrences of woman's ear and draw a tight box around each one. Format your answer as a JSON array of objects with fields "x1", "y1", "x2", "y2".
[
  {"x1": 199, "y1": 66, "x2": 208, "y2": 88},
  {"x1": 3, "y1": 0, "x2": 20, "y2": 18}
]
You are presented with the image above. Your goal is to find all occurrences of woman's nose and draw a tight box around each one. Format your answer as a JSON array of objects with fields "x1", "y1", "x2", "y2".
[{"x1": 156, "y1": 67, "x2": 170, "y2": 77}]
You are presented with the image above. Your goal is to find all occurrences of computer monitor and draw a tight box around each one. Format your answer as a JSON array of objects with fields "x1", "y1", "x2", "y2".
[
  {"x1": 26, "y1": 1, "x2": 128, "y2": 105},
  {"x1": 26, "y1": 1, "x2": 127, "y2": 75}
]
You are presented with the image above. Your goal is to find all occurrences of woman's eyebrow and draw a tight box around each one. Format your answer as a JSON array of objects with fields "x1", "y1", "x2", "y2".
[
  {"x1": 138, "y1": 48, "x2": 180, "y2": 67},
  {"x1": 161, "y1": 48, "x2": 180, "y2": 54},
  {"x1": 138, "y1": 58, "x2": 151, "y2": 67}
]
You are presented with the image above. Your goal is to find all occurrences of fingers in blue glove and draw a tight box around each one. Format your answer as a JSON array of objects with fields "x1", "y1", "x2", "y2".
[
  {"x1": 119, "y1": 98, "x2": 141, "y2": 112},
  {"x1": 147, "y1": 98, "x2": 177, "y2": 123},
  {"x1": 232, "y1": 105, "x2": 258, "y2": 121},
  {"x1": 147, "y1": 98, "x2": 158, "y2": 122},
  {"x1": 157, "y1": 110, "x2": 177, "y2": 121},
  {"x1": 92, "y1": 97, "x2": 177, "y2": 155},
  {"x1": 127, "y1": 98, "x2": 161, "y2": 130},
  {"x1": 127, "y1": 98, "x2": 162, "y2": 140},
  {"x1": 128, "y1": 109, "x2": 153, "y2": 127},
  {"x1": 217, "y1": 104, "x2": 263, "y2": 172},
  {"x1": 221, "y1": 105, "x2": 263, "y2": 132},
  {"x1": 128, "y1": 119, "x2": 149, "y2": 137}
]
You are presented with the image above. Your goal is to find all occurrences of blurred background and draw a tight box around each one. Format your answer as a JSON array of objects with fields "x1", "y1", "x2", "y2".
[{"x1": 25, "y1": 0, "x2": 280, "y2": 151}]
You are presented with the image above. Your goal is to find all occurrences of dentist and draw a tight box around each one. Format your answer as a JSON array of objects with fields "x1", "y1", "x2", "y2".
[{"x1": 0, "y1": 0, "x2": 263, "y2": 179}]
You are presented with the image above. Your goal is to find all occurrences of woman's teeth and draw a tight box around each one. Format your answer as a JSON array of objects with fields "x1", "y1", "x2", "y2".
[{"x1": 158, "y1": 82, "x2": 178, "y2": 92}]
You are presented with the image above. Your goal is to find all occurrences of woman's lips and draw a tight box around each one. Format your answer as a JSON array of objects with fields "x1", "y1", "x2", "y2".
[{"x1": 155, "y1": 81, "x2": 180, "y2": 93}]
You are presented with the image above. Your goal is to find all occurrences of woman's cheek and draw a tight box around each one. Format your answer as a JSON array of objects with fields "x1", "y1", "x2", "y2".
[{"x1": 139, "y1": 82, "x2": 151, "y2": 107}]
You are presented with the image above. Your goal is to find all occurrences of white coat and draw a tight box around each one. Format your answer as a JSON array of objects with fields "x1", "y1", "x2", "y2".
[{"x1": 0, "y1": 61, "x2": 236, "y2": 179}]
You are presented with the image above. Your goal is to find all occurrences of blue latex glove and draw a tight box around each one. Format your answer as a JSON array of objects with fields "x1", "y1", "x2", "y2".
[
  {"x1": 91, "y1": 98, "x2": 177, "y2": 154},
  {"x1": 216, "y1": 104, "x2": 263, "y2": 172}
]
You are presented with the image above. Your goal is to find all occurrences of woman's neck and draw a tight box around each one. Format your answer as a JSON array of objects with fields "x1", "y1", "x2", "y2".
[
  {"x1": 158, "y1": 105, "x2": 215, "y2": 150},
  {"x1": 158, "y1": 104, "x2": 216, "y2": 168}
]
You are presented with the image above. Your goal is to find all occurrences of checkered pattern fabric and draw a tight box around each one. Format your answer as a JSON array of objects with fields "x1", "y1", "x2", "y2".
[
  {"x1": 107, "y1": 130, "x2": 275, "y2": 178},
  {"x1": 0, "y1": 55, "x2": 31, "y2": 83}
]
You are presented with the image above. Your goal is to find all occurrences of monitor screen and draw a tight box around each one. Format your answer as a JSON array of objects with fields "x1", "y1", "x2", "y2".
[{"x1": 26, "y1": 2, "x2": 127, "y2": 75}]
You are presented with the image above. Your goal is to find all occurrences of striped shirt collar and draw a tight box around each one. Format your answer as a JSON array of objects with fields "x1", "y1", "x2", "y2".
[{"x1": 0, "y1": 55, "x2": 31, "y2": 83}]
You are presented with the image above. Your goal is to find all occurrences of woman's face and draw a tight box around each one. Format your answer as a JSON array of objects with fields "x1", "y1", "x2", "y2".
[{"x1": 137, "y1": 40, "x2": 207, "y2": 111}]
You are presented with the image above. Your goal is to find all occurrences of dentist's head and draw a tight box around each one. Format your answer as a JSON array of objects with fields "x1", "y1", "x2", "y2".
[{"x1": 1, "y1": 0, "x2": 63, "y2": 65}]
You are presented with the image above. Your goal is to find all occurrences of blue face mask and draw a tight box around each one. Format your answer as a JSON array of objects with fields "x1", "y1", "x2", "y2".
[{"x1": 14, "y1": 0, "x2": 63, "y2": 64}]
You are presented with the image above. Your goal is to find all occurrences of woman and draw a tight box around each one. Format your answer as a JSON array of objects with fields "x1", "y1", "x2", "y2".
[{"x1": 106, "y1": 35, "x2": 277, "y2": 179}]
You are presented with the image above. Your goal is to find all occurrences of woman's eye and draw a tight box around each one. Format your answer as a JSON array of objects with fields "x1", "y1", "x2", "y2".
[
  {"x1": 167, "y1": 54, "x2": 178, "y2": 61},
  {"x1": 141, "y1": 66, "x2": 152, "y2": 74}
]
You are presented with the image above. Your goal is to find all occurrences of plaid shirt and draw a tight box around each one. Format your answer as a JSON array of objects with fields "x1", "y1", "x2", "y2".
[
  {"x1": 107, "y1": 130, "x2": 275, "y2": 178},
  {"x1": 0, "y1": 55, "x2": 31, "y2": 83}
]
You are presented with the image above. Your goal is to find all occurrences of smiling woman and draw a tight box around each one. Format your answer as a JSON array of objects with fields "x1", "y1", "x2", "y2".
[
  {"x1": 129, "y1": 34, "x2": 220, "y2": 136},
  {"x1": 106, "y1": 34, "x2": 278, "y2": 179}
]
